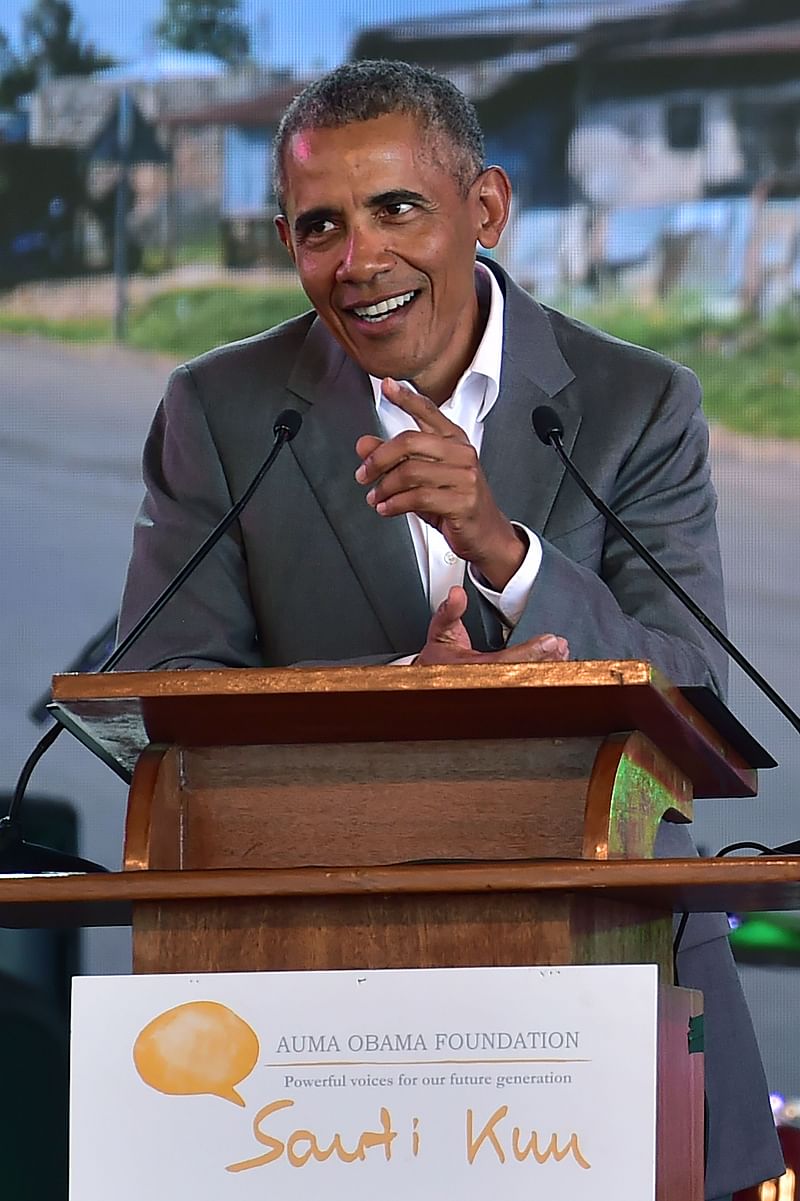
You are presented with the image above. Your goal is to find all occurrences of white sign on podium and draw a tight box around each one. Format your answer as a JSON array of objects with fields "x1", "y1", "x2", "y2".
[{"x1": 70, "y1": 964, "x2": 658, "y2": 1200}]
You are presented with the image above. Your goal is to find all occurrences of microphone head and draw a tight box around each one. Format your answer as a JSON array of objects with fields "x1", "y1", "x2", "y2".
[
  {"x1": 531, "y1": 405, "x2": 564, "y2": 446},
  {"x1": 274, "y1": 409, "x2": 302, "y2": 442}
]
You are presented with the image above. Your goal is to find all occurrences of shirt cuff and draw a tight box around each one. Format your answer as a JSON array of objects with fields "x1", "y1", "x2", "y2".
[{"x1": 468, "y1": 523, "x2": 542, "y2": 627}]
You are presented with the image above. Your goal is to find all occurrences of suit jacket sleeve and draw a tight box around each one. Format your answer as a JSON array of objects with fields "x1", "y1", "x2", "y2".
[
  {"x1": 506, "y1": 364, "x2": 728, "y2": 695},
  {"x1": 116, "y1": 365, "x2": 265, "y2": 670}
]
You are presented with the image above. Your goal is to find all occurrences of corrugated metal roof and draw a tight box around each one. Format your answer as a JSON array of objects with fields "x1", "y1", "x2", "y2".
[
  {"x1": 96, "y1": 51, "x2": 226, "y2": 84},
  {"x1": 364, "y1": 0, "x2": 688, "y2": 43},
  {"x1": 442, "y1": 43, "x2": 580, "y2": 98},
  {"x1": 163, "y1": 80, "x2": 310, "y2": 127},
  {"x1": 608, "y1": 19, "x2": 800, "y2": 57}
]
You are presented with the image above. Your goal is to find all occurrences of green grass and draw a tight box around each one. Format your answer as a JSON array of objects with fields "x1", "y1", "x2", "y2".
[
  {"x1": 576, "y1": 301, "x2": 800, "y2": 440},
  {"x1": 139, "y1": 237, "x2": 223, "y2": 275},
  {"x1": 126, "y1": 286, "x2": 309, "y2": 359},
  {"x1": 0, "y1": 311, "x2": 111, "y2": 342},
  {"x1": 684, "y1": 343, "x2": 800, "y2": 440},
  {"x1": 3, "y1": 284, "x2": 800, "y2": 439}
]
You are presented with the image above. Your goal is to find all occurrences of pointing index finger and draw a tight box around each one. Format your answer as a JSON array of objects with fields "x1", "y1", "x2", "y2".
[{"x1": 381, "y1": 377, "x2": 456, "y2": 434}]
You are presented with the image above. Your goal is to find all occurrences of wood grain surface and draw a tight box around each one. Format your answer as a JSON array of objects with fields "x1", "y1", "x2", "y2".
[
  {"x1": 137, "y1": 737, "x2": 601, "y2": 871},
  {"x1": 51, "y1": 660, "x2": 758, "y2": 797},
  {"x1": 657, "y1": 985, "x2": 704, "y2": 1201},
  {"x1": 0, "y1": 858, "x2": 798, "y2": 928},
  {"x1": 130, "y1": 892, "x2": 674, "y2": 977}
]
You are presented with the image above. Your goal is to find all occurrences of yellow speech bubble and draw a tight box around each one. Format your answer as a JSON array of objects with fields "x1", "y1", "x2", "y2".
[{"x1": 133, "y1": 1001, "x2": 260, "y2": 1106}]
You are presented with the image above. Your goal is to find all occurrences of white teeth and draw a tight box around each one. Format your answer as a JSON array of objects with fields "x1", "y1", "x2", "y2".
[{"x1": 353, "y1": 291, "x2": 416, "y2": 321}]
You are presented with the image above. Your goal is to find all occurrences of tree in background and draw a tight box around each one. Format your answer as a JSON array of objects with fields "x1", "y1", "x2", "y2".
[
  {"x1": 21, "y1": 0, "x2": 113, "y2": 77},
  {"x1": 0, "y1": 30, "x2": 15, "y2": 77},
  {"x1": 156, "y1": 0, "x2": 250, "y2": 65},
  {"x1": 0, "y1": 26, "x2": 34, "y2": 105},
  {"x1": 0, "y1": 0, "x2": 113, "y2": 106}
]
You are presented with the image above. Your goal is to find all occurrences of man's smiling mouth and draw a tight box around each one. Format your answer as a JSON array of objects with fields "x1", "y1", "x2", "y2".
[{"x1": 350, "y1": 290, "x2": 418, "y2": 323}]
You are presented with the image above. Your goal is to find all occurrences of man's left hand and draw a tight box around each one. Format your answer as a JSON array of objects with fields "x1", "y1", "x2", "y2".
[{"x1": 355, "y1": 377, "x2": 525, "y2": 591}]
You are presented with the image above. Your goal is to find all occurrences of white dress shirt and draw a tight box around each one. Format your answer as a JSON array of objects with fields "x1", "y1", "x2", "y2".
[{"x1": 368, "y1": 262, "x2": 542, "y2": 637}]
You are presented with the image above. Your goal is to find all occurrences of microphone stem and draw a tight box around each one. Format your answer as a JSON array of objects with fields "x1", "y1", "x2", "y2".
[
  {"x1": 103, "y1": 428, "x2": 289, "y2": 673},
  {"x1": 549, "y1": 434, "x2": 800, "y2": 737}
]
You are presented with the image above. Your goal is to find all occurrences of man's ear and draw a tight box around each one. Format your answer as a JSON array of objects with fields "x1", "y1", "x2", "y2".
[
  {"x1": 474, "y1": 166, "x2": 512, "y2": 250},
  {"x1": 274, "y1": 214, "x2": 296, "y2": 264}
]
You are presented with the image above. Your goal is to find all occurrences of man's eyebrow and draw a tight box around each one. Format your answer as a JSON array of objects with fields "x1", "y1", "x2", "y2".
[
  {"x1": 368, "y1": 189, "x2": 431, "y2": 208},
  {"x1": 293, "y1": 206, "x2": 339, "y2": 234},
  {"x1": 293, "y1": 190, "x2": 431, "y2": 232}
]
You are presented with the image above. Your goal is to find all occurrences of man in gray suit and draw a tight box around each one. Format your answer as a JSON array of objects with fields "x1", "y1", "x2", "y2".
[{"x1": 118, "y1": 61, "x2": 783, "y2": 1197}]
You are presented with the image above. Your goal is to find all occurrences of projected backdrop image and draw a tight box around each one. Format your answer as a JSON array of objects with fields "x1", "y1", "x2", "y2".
[{"x1": 1, "y1": 2, "x2": 800, "y2": 1198}]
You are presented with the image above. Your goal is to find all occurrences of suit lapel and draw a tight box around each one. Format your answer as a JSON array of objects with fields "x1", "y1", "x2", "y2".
[
  {"x1": 480, "y1": 266, "x2": 581, "y2": 539},
  {"x1": 285, "y1": 319, "x2": 429, "y2": 653}
]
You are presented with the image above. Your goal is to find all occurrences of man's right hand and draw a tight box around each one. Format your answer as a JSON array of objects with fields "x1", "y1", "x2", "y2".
[{"x1": 414, "y1": 586, "x2": 569, "y2": 666}]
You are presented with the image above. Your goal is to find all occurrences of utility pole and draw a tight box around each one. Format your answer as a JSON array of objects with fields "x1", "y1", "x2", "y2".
[{"x1": 113, "y1": 88, "x2": 132, "y2": 342}]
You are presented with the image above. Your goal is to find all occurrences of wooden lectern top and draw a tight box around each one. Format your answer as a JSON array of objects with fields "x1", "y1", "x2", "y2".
[{"x1": 51, "y1": 658, "x2": 766, "y2": 798}]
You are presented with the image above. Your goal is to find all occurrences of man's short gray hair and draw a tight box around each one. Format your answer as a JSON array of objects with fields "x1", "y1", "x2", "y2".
[{"x1": 273, "y1": 60, "x2": 485, "y2": 212}]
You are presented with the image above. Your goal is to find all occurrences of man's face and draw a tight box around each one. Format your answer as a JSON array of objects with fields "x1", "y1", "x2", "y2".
[{"x1": 275, "y1": 113, "x2": 510, "y2": 403}]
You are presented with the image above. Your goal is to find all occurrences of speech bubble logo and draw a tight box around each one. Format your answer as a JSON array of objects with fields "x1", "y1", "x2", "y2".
[{"x1": 133, "y1": 1001, "x2": 260, "y2": 1106}]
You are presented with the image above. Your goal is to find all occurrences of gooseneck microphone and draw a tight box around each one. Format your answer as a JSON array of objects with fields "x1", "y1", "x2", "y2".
[
  {"x1": 104, "y1": 407, "x2": 302, "y2": 675},
  {"x1": 531, "y1": 403, "x2": 800, "y2": 738},
  {"x1": 0, "y1": 409, "x2": 303, "y2": 874}
]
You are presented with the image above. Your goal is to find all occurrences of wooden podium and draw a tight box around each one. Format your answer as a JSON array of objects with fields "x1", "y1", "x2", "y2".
[{"x1": 27, "y1": 659, "x2": 800, "y2": 1198}]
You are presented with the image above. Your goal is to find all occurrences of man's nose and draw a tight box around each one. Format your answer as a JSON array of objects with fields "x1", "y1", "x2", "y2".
[{"x1": 335, "y1": 222, "x2": 392, "y2": 283}]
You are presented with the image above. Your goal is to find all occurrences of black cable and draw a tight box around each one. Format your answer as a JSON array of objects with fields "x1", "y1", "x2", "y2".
[
  {"x1": 715, "y1": 841, "x2": 776, "y2": 858},
  {"x1": 0, "y1": 723, "x2": 63, "y2": 837},
  {"x1": 672, "y1": 840, "x2": 772, "y2": 977},
  {"x1": 673, "y1": 910, "x2": 690, "y2": 984}
]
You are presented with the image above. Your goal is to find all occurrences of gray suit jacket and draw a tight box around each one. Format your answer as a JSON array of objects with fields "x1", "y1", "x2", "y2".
[
  {"x1": 118, "y1": 263, "x2": 782, "y2": 1195},
  {"x1": 120, "y1": 263, "x2": 728, "y2": 685}
]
